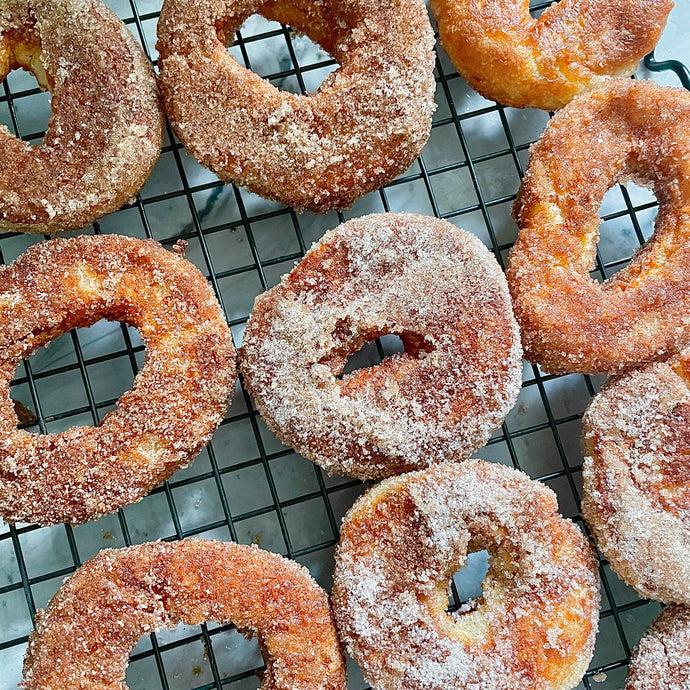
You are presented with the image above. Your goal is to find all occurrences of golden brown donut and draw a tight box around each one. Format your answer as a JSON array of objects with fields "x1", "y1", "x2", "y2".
[
  {"x1": 332, "y1": 459, "x2": 600, "y2": 690},
  {"x1": 508, "y1": 79, "x2": 690, "y2": 375},
  {"x1": 582, "y1": 349, "x2": 690, "y2": 604},
  {"x1": 239, "y1": 213, "x2": 522, "y2": 480},
  {"x1": 22, "y1": 539, "x2": 347, "y2": 690},
  {"x1": 156, "y1": 0, "x2": 436, "y2": 212},
  {"x1": 430, "y1": 0, "x2": 672, "y2": 110},
  {"x1": 0, "y1": 0, "x2": 164, "y2": 233},
  {"x1": 0, "y1": 235, "x2": 236, "y2": 526},
  {"x1": 625, "y1": 604, "x2": 690, "y2": 690}
]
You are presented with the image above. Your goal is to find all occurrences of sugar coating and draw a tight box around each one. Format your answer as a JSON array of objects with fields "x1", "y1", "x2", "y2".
[
  {"x1": 332, "y1": 460, "x2": 600, "y2": 690},
  {"x1": 430, "y1": 0, "x2": 671, "y2": 110},
  {"x1": 625, "y1": 604, "x2": 690, "y2": 690},
  {"x1": 0, "y1": 235, "x2": 236, "y2": 526},
  {"x1": 508, "y1": 79, "x2": 690, "y2": 374},
  {"x1": 0, "y1": 0, "x2": 165, "y2": 233},
  {"x1": 156, "y1": 0, "x2": 436, "y2": 212},
  {"x1": 239, "y1": 213, "x2": 523, "y2": 480},
  {"x1": 582, "y1": 349, "x2": 690, "y2": 603},
  {"x1": 21, "y1": 539, "x2": 347, "y2": 690}
]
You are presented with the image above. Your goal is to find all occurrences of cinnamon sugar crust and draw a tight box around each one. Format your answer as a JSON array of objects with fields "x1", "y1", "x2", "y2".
[
  {"x1": 508, "y1": 79, "x2": 690, "y2": 374},
  {"x1": 0, "y1": 0, "x2": 165, "y2": 234},
  {"x1": 625, "y1": 604, "x2": 690, "y2": 690},
  {"x1": 238, "y1": 213, "x2": 522, "y2": 480},
  {"x1": 430, "y1": 0, "x2": 672, "y2": 110},
  {"x1": 582, "y1": 349, "x2": 690, "y2": 603},
  {"x1": 21, "y1": 540, "x2": 347, "y2": 690},
  {"x1": 156, "y1": 0, "x2": 436, "y2": 212},
  {"x1": 332, "y1": 460, "x2": 600, "y2": 690},
  {"x1": 0, "y1": 235, "x2": 236, "y2": 526}
]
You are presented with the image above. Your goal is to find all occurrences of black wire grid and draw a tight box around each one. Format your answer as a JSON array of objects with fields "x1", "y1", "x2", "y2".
[{"x1": 0, "y1": 0, "x2": 688, "y2": 687}]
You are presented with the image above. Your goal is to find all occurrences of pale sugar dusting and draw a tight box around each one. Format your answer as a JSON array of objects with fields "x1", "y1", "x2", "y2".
[
  {"x1": 582, "y1": 351, "x2": 690, "y2": 603},
  {"x1": 625, "y1": 604, "x2": 690, "y2": 689},
  {"x1": 332, "y1": 460, "x2": 600, "y2": 690},
  {"x1": 239, "y1": 213, "x2": 522, "y2": 480}
]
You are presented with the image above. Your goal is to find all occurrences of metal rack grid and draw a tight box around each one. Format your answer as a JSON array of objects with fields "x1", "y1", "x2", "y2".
[{"x1": 0, "y1": 1, "x2": 688, "y2": 688}]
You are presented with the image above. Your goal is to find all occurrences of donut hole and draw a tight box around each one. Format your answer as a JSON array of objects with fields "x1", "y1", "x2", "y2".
[
  {"x1": 446, "y1": 550, "x2": 490, "y2": 617},
  {"x1": 596, "y1": 181, "x2": 659, "y2": 278},
  {"x1": 10, "y1": 321, "x2": 138, "y2": 434},
  {"x1": 125, "y1": 623, "x2": 264, "y2": 688},
  {"x1": 336, "y1": 330, "x2": 434, "y2": 381},
  {"x1": 222, "y1": 14, "x2": 339, "y2": 95},
  {"x1": 0, "y1": 34, "x2": 52, "y2": 143}
]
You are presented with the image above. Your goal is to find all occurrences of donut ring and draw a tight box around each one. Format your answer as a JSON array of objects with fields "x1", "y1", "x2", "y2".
[
  {"x1": 332, "y1": 459, "x2": 600, "y2": 690},
  {"x1": 22, "y1": 539, "x2": 347, "y2": 690},
  {"x1": 0, "y1": 0, "x2": 164, "y2": 234},
  {"x1": 625, "y1": 604, "x2": 690, "y2": 690},
  {"x1": 508, "y1": 79, "x2": 690, "y2": 375},
  {"x1": 430, "y1": 0, "x2": 672, "y2": 110},
  {"x1": 0, "y1": 235, "x2": 236, "y2": 526},
  {"x1": 156, "y1": 0, "x2": 436, "y2": 212},
  {"x1": 239, "y1": 213, "x2": 522, "y2": 480},
  {"x1": 582, "y1": 349, "x2": 690, "y2": 604}
]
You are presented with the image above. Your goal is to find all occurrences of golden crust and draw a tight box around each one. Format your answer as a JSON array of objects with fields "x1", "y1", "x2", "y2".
[
  {"x1": 625, "y1": 605, "x2": 690, "y2": 690},
  {"x1": 156, "y1": 0, "x2": 436, "y2": 212},
  {"x1": 332, "y1": 460, "x2": 600, "y2": 690},
  {"x1": 238, "y1": 213, "x2": 522, "y2": 480},
  {"x1": 508, "y1": 79, "x2": 690, "y2": 374},
  {"x1": 0, "y1": 0, "x2": 165, "y2": 233},
  {"x1": 21, "y1": 539, "x2": 347, "y2": 690},
  {"x1": 582, "y1": 349, "x2": 690, "y2": 603},
  {"x1": 430, "y1": 0, "x2": 672, "y2": 110},
  {"x1": 0, "y1": 235, "x2": 236, "y2": 526}
]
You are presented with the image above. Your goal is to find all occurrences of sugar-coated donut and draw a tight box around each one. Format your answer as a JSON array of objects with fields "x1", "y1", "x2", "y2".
[
  {"x1": 0, "y1": 0, "x2": 165, "y2": 233},
  {"x1": 430, "y1": 0, "x2": 672, "y2": 110},
  {"x1": 22, "y1": 539, "x2": 347, "y2": 690},
  {"x1": 625, "y1": 604, "x2": 690, "y2": 690},
  {"x1": 508, "y1": 79, "x2": 690, "y2": 375},
  {"x1": 582, "y1": 349, "x2": 690, "y2": 604},
  {"x1": 0, "y1": 235, "x2": 235, "y2": 526},
  {"x1": 239, "y1": 213, "x2": 522, "y2": 480},
  {"x1": 156, "y1": 0, "x2": 436, "y2": 212},
  {"x1": 332, "y1": 459, "x2": 600, "y2": 690}
]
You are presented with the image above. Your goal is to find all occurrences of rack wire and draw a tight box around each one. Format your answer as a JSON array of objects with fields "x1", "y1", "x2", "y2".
[{"x1": 0, "y1": 1, "x2": 688, "y2": 688}]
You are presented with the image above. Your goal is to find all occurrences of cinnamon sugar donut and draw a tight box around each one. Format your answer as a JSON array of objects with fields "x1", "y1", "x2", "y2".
[
  {"x1": 508, "y1": 79, "x2": 690, "y2": 375},
  {"x1": 625, "y1": 604, "x2": 690, "y2": 690},
  {"x1": 0, "y1": 235, "x2": 235, "y2": 526},
  {"x1": 430, "y1": 0, "x2": 672, "y2": 110},
  {"x1": 22, "y1": 539, "x2": 347, "y2": 690},
  {"x1": 156, "y1": 0, "x2": 436, "y2": 212},
  {"x1": 332, "y1": 459, "x2": 600, "y2": 690},
  {"x1": 0, "y1": 0, "x2": 165, "y2": 233},
  {"x1": 239, "y1": 213, "x2": 522, "y2": 480},
  {"x1": 582, "y1": 348, "x2": 690, "y2": 604}
]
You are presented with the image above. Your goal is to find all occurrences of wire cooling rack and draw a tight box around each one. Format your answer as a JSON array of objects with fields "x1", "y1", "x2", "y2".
[{"x1": 1, "y1": 1, "x2": 689, "y2": 688}]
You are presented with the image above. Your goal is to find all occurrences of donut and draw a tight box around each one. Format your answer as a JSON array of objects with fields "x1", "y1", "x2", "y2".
[
  {"x1": 430, "y1": 0, "x2": 672, "y2": 110},
  {"x1": 239, "y1": 213, "x2": 522, "y2": 480},
  {"x1": 582, "y1": 348, "x2": 690, "y2": 604},
  {"x1": 331, "y1": 459, "x2": 600, "y2": 690},
  {"x1": 507, "y1": 79, "x2": 690, "y2": 375},
  {"x1": 22, "y1": 539, "x2": 347, "y2": 690},
  {"x1": 0, "y1": 235, "x2": 236, "y2": 526},
  {"x1": 625, "y1": 604, "x2": 690, "y2": 690},
  {"x1": 0, "y1": 0, "x2": 164, "y2": 233},
  {"x1": 156, "y1": 0, "x2": 436, "y2": 212}
]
